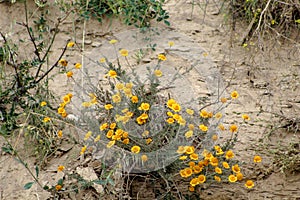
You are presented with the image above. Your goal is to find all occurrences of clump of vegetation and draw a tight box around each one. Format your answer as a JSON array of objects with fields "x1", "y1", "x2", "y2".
[
  {"x1": 56, "y1": 0, "x2": 170, "y2": 28},
  {"x1": 228, "y1": 0, "x2": 300, "y2": 42}
]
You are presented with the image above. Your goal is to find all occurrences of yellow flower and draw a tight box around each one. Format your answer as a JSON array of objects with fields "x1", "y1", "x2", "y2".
[
  {"x1": 122, "y1": 132, "x2": 128, "y2": 139},
  {"x1": 82, "y1": 102, "x2": 92, "y2": 107},
  {"x1": 154, "y1": 69, "x2": 163, "y2": 77},
  {"x1": 185, "y1": 130, "x2": 193, "y2": 138},
  {"x1": 214, "y1": 175, "x2": 221, "y2": 182},
  {"x1": 200, "y1": 110, "x2": 209, "y2": 118},
  {"x1": 172, "y1": 114, "x2": 181, "y2": 121},
  {"x1": 80, "y1": 145, "x2": 87, "y2": 155},
  {"x1": 197, "y1": 175, "x2": 206, "y2": 184},
  {"x1": 231, "y1": 91, "x2": 239, "y2": 99},
  {"x1": 94, "y1": 135, "x2": 101, "y2": 142},
  {"x1": 186, "y1": 109, "x2": 194, "y2": 115},
  {"x1": 185, "y1": 168, "x2": 193, "y2": 178},
  {"x1": 203, "y1": 52, "x2": 208, "y2": 57},
  {"x1": 190, "y1": 153, "x2": 199, "y2": 160},
  {"x1": 112, "y1": 94, "x2": 121, "y2": 103},
  {"x1": 171, "y1": 103, "x2": 181, "y2": 112},
  {"x1": 119, "y1": 49, "x2": 128, "y2": 57},
  {"x1": 189, "y1": 161, "x2": 196, "y2": 168},
  {"x1": 158, "y1": 54, "x2": 166, "y2": 61},
  {"x1": 168, "y1": 41, "x2": 174, "y2": 47},
  {"x1": 131, "y1": 145, "x2": 141, "y2": 154},
  {"x1": 43, "y1": 117, "x2": 51, "y2": 123},
  {"x1": 166, "y1": 118, "x2": 175, "y2": 124},
  {"x1": 139, "y1": 102, "x2": 150, "y2": 111},
  {"x1": 58, "y1": 107, "x2": 65, "y2": 114},
  {"x1": 229, "y1": 124, "x2": 238, "y2": 133},
  {"x1": 63, "y1": 95, "x2": 71, "y2": 104},
  {"x1": 55, "y1": 185, "x2": 62, "y2": 191},
  {"x1": 131, "y1": 96, "x2": 138, "y2": 103},
  {"x1": 218, "y1": 124, "x2": 225, "y2": 131},
  {"x1": 103, "y1": 129, "x2": 112, "y2": 139},
  {"x1": 193, "y1": 165, "x2": 202, "y2": 174},
  {"x1": 123, "y1": 138, "x2": 130, "y2": 144},
  {"x1": 57, "y1": 130, "x2": 63, "y2": 138},
  {"x1": 245, "y1": 180, "x2": 254, "y2": 189},
  {"x1": 189, "y1": 186, "x2": 195, "y2": 192},
  {"x1": 199, "y1": 124, "x2": 208, "y2": 132},
  {"x1": 84, "y1": 131, "x2": 92, "y2": 141},
  {"x1": 167, "y1": 99, "x2": 176, "y2": 108},
  {"x1": 115, "y1": 83, "x2": 124, "y2": 90},
  {"x1": 141, "y1": 154, "x2": 148, "y2": 162},
  {"x1": 67, "y1": 41, "x2": 75, "y2": 47},
  {"x1": 125, "y1": 82, "x2": 133, "y2": 89},
  {"x1": 74, "y1": 63, "x2": 82, "y2": 69},
  {"x1": 146, "y1": 138, "x2": 153, "y2": 145},
  {"x1": 177, "y1": 146, "x2": 186, "y2": 154},
  {"x1": 232, "y1": 164, "x2": 240, "y2": 173},
  {"x1": 222, "y1": 162, "x2": 230, "y2": 169},
  {"x1": 215, "y1": 167, "x2": 222, "y2": 174},
  {"x1": 61, "y1": 111, "x2": 67, "y2": 118},
  {"x1": 214, "y1": 112, "x2": 222, "y2": 119},
  {"x1": 57, "y1": 165, "x2": 65, "y2": 172},
  {"x1": 179, "y1": 169, "x2": 187, "y2": 178},
  {"x1": 220, "y1": 97, "x2": 227, "y2": 103},
  {"x1": 104, "y1": 104, "x2": 114, "y2": 110},
  {"x1": 59, "y1": 59, "x2": 68, "y2": 67},
  {"x1": 66, "y1": 71, "x2": 73, "y2": 78},
  {"x1": 210, "y1": 157, "x2": 219, "y2": 167},
  {"x1": 100, "y1": 123, "x2": 109, "y2": 131},
  {"x1": 190, "y1": 178, "x2": 199, "y2": 187},
  {"x1": 236, "y1": 172, "x2": 243, "y2": 181},
  {"x1": 108, "y1": 70, "x2": 117, "y2": 78},
  {"x1": 67, "y1": 93, "x2": 73, "y2": 98},
  {"x1": 212, "y1": 134, "x2": 218, "y2": 141},
  {"x1": 253, "y1": 155, "x2": 262, "y2": 163},
  {"x1": 188, "y1": 124, "x2": 195, "y2": 131},
  {"x1": 242, "y1": 114, "x2": 250, "y2": 120},
  {"x1": 99, "y1": 57, "x2": 106, "y2": 63},
  {"x1": 40, "y1": 101, "x2": 47, "y2": 107},
  {"x1": 225, "y1": 150, "x2": 234, "y2": 159},
  {"x1": 107, "y1": 140, "x2": 115, "y2": 148},
  {"x1": 228, "y1": 174, "x2": 237, "y2": 183},
  {"x1": 179, "y1": 155, "x2": 187, "y2": 160},
  {"x1": 109, "y1": 39, "x2": 118, "y2": 44},
  {"x1": 185, "y1": 146, "x2": 195, "y2": 154}
]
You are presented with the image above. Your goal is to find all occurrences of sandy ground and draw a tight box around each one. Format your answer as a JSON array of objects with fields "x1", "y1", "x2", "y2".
[{"x1": 0, "y1": 0, "x2": 299, "y2": 199}]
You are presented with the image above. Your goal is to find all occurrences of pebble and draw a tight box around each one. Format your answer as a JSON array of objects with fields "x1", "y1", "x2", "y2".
[{"x1": 91, "y1": 41, "x2": 102, "y2": 47}]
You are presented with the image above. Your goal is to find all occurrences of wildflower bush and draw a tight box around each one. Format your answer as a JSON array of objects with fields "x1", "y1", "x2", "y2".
[{"x1": 56, "y1": 38, "x2": 262, "y2": 197}]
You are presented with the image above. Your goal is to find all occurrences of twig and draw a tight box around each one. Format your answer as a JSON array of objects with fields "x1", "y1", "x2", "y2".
[{"x1": 255, "y1": 0, "x2": 272, "y2": 33}]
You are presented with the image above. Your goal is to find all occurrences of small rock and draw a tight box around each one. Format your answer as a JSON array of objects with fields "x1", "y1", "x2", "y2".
[
  {"x1": 76, "y1": 167, "x2": 104, "y2": 194},
  {"x1": 92, "y1": 41, "x2": 102, "y2": 47},
  {"x1": 84, "y1": 40, "x2": 92, "y2": 45},
  {"x1": 186, "y1": 17, "x2": 192, "y2": 21},
  {"x1": 142, "y1": 58, "x2": 152, "y2": 63}
]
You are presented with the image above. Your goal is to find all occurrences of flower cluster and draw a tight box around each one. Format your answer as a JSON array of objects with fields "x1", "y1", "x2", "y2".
[{"x1": 57, "y1": 93, "x2": 73, "y2": 118}]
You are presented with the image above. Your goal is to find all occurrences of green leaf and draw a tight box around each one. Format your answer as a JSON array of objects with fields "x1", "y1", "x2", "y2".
[
  {"x1": 1, "y1": 145, "x2": 13, "y2": 154},
  {"x1": 107, "y1": 178, "x2": 115, "y2": 186},
  {"x1": 43, "y1": 185, "x2": 49, "y2": 190},
  {"x1": 93, "y1": 179, "x2": 107, "y2": 185},
  {"x1": 24, "y1": 182, "x2": 34, "y2": 190},
  {"x1": 35, "y1": 165, "x2": 39, "y2": 178},
  {"x1": 164, "y1": 20, "x2": 170, "y2": 26},
  {"x1": 295, "y1": 19, "x2": 300, "y2": 24},
  {"x1": 57, "y1": 178, "x2": 63, "y2": 185}
]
